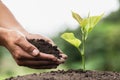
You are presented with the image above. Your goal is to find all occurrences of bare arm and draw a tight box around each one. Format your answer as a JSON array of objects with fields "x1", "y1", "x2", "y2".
[
  {"x1": 0, "y1": 1, "x2": 28, "y2": 35},
  {"x1": 0, "y1": 1, "x2": 67, "y2": 69}
]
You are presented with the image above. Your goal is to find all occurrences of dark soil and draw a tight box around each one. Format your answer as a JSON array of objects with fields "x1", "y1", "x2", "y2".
[
  {"x1": 6, "y1": 69, "x2": 120, "y2": 80},
  {"x1": 6, "y1": 39, "x2": 120, "y2": 80},
  {"x1": 27, "y1": 39, "x2": 61, "y2": 59}
]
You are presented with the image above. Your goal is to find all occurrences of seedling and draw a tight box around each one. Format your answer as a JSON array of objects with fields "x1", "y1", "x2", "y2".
[{"x1": 61, "y1": 11, "x2": 103, "y2": 70}]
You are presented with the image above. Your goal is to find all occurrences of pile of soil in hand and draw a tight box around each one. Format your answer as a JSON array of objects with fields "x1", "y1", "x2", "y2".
[
  {"x1": 27, "y1": 39, "x2": 61, "y2": 59},
  {"x1": 6, "y1": 69, "x2": 120, "y2": 80}
]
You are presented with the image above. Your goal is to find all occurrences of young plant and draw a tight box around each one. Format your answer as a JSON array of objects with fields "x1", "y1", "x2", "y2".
[{"x1": 61, "y1": 11, "x2": 103, "y2": 70}]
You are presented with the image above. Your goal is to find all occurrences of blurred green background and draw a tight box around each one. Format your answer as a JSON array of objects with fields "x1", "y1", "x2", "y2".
[{"x1": 1, "y1": 0, "x2": 120, "y2": 79}]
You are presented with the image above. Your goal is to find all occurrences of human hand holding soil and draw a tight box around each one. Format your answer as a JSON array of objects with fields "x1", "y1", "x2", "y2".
[
  {"x1": 0, "y1": 28, "x2": 66, "y2": 69},
  {"x1": 26, "y1": 33, "x2": 67, "y2": 61},
  {"x1": 0, "y1": 1, "x2": 67, "y2": 69}
]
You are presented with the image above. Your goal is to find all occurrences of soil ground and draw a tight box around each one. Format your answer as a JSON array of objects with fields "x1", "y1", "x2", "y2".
[
  {"x1": 6, "y1": 39, "x2": 120, "y2": 80},
  {"x1": 6, "y1": 69, "x2": 120, "y2": 80}
]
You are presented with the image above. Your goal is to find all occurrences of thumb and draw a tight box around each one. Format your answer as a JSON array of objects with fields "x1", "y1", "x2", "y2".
[{"x1": 16, "y1": 37, "x2": 39, "y2": 56}]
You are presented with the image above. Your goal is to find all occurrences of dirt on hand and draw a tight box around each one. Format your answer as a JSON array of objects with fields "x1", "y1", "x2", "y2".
[{"x1": 27, "y1": 39, "x2": 62, "y2": 59}]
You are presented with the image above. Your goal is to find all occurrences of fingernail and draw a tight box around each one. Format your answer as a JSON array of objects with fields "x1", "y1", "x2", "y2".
[
  {"x1": 60, "y1": 54, "x2": 68, "y2": 59},
  {"x1": 53, "y1": 58, "x2": 58, "y2": 62},
  {"x1": 32, "y1": 49, "x2": 39, "y2": 56},
  {"x1": 57, "y1": 58, "x2": 65, "y2": 64}
]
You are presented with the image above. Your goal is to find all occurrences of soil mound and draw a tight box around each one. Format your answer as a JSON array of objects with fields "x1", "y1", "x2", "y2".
[{"x1": 6, "y1": 69, "x2": 120, "y2": 80}]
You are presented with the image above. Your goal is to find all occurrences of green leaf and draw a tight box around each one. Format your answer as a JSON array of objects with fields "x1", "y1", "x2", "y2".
[
  {"x1": 81, "y1": 14, "x2": 103, "y2": 33},
  {"x1": 88, "y1": 13, "x2": 104, "y2": 32},
  {"x1": 61, "y1": 33, "x2": 81, "y2": 48},
  {"x1": 72, "y1": 11, "x2": 83, "y2": 25},
  {"x1": 72, "y1": 11, "x2": 103, "y2": 33}
]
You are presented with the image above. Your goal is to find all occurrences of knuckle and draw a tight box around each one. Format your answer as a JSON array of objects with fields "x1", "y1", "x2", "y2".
[
  {"x1": 16, "y1": 60, "x2": 24, "y2": 66},
  {"x1": 15, "y1": 36, "x2": 24, "y2": 43},
  {"x1": 25, "y1": 45, "x2": 34, "y2": 52},
  {"x1": 14, "y1": 50, "x2": 22, "y2": 60},
  {"x1": 50, "y1": 56, "x2": 57, "y2": 61},
  {"x1": 16, "y1": 61, "x2": 23, "y2": 66}
]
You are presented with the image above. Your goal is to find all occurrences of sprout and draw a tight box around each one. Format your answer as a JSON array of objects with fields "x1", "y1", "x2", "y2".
[{"x1": 61, "y1": 11, "x2": 103, "y2": 70}]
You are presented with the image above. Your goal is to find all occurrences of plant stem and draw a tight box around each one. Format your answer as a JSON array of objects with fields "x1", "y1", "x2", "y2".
[
  {"x1": 77, "y1": 32, "x2": 86, "y2": 70},
  {"x1": 82, "y1": 53, "x2": 85, "y2": 70},
  {"x1": 81, "y1": 33, "x2": 86, "y2": 70}
]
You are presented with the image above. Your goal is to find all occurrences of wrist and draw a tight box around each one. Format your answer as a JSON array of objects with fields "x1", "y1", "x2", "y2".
[
  {"x1": 0, "y1": 28, "x2": 9, "y2": 45},
  {"x1": 6, "y1": 26, "x2": 29, "y2": 36}
]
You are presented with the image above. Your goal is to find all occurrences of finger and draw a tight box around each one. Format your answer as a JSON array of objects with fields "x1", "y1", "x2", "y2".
[
  {"x1": 13, "y1": 46, "x2": 57, "y2": 61},
  {"x1": 16, "y1": 50, "x2": 58, "y2": 61},
  {"x1": 28, "y1": 65, "x2": 58, "y2": 69},
  {"x1": 56, "y1": 53, "x2": 67, "y2": 64},
  {"x1": 45, "y1": 38, "x2": 54, "y2": 45},
  {"x1": 57, "y1": 48, "x2": 67, "y2": 59},
  {"x1": 11, "y1": 46, "x2": 54, "y2": 61},
  {"x1": 39, "y1": 52, "x2": 58, "y2": 61},
  {"x1": 12, "y1": 46, "x2": 37, "y2": 60},
  {"x1": 15, "y1": 37, "x2": 39, "y2": 56},
  {"x1": 60, "y1": 54, "x2": 68, "y2": 59},
  {"x1": 18, "y1": 60, "x2": 59, "y2": 66},
  {"x1": 57, "y1": 58, "x2": 65, "y2": 64}
]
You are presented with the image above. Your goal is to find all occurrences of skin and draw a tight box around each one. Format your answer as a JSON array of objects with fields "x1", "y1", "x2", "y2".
[{"x1": 0, "y1": 1, "x2": 67, "y2": 69}]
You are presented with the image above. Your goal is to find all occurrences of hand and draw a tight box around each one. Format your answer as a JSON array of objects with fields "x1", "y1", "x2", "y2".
[
  {"x1": 26, "y1": 33, "x2": 68, "y2": 63},
  {"x1": 0, "y1": 1, "x2": 67, "y2": 69},
  {"x1": 0, "y1": 28, "x2": 60, "y2": 69}
]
